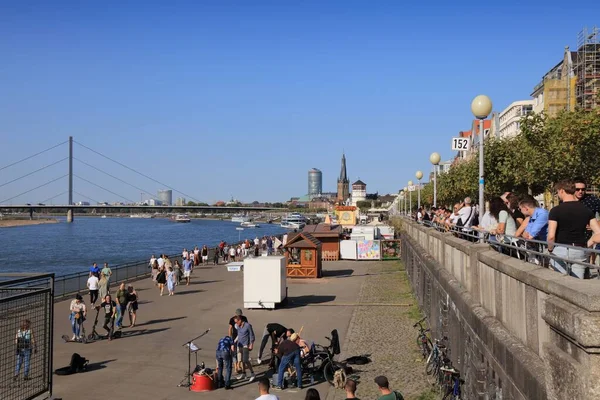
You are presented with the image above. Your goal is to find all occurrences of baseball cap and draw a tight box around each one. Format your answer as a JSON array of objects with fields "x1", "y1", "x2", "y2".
[
  {"x1": 235, "y1": 308, "x2": 243, "y2": 316},
  {"x1": 374, "y1": 376, "x2": 389, "y2": 388}
]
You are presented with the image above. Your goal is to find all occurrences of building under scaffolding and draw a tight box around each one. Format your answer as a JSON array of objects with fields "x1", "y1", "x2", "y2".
[{"x1": 575, "y1": 26, "x2": 600, "y2": 110}]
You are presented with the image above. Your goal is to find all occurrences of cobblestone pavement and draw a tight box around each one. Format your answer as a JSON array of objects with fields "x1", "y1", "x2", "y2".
[{"x1": 326, "y1": 260, "x2": 433, "y2": 400}]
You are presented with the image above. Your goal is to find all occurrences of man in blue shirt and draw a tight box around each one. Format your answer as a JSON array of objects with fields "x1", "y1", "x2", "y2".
[
  {"x1": 90, "y1": 263, "x2": 100, "y2": 278},
  {"x1": 216, "y1": 336, "x2": 234, "y2": 390},
  {"x1": 519, "y1": 197, "x2": 549, "y2": 241},
  {"x1": 234, "y1": 315, "x2": 255, "y2": 382},
  {"x1": 183, "y1": 257, "x2": 193, "y2": 286}
]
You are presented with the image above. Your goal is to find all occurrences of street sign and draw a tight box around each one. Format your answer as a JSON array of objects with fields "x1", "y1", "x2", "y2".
[
  {"x1": 451, "y1": 137, "x2": 471, "y2": 151},
  {"x1": 408, "y1": 185, "x2": 416, "y2": 192}
]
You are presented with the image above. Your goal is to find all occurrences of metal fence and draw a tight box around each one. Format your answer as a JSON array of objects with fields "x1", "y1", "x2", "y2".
[
  {"x1": 0, "y1": 274, "x2": 54, "y2": 400},
  {"x1": 417, "y1": 218, "x2": 600, "y2": 279}
]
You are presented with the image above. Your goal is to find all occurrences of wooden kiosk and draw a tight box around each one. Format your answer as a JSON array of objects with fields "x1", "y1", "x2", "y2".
[
  {"x1": 302, "y1": 223, "x2": 342, "y2": 261},
  {"x1": 284, "y1": 232, "x2": 322, "y2": 278}
]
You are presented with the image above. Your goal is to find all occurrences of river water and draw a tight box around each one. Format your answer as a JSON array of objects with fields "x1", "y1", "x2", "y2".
[{"x1": 0, "y1": 217, "x2": 287, "y2": 275}]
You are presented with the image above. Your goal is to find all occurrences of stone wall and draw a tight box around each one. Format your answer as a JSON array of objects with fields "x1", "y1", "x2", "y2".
[{"x1": 402, "y1": 221, "x2": 600, "y2": 400}]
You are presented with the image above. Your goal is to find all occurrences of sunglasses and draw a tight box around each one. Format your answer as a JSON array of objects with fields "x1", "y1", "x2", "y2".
[{"x1": 575, "y1": 188, "x2": 586, "y2": 192}]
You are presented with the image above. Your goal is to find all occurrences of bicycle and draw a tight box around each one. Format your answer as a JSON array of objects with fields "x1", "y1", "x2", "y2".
[
  {"x1": 425, "y1": 337, "x2": 448, "y2": 385},
  {"x1": 440, "y1": 364, "x2": 463, "y2": 400},
  {"x1": 413, "y1": 317, "x2": 432, "y2": 359}
]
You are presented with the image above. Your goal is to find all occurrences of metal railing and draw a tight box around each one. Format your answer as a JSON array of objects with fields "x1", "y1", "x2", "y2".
[{"x1": 413, "y1": 218, "x2": 600, "y2": 280}]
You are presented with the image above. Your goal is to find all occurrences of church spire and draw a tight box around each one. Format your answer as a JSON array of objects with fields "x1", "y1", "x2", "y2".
[{"x1": 338, "y1": 153, "x2": 348, "y2": 183}]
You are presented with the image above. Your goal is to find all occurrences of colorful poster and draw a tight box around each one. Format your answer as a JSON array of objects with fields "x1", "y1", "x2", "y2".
[
  {"x1": 357, "y1": 240, "x2": 381, "y2": 260},
  {"x1": 381, "y1": 240, "x2": 401, "y2": 260}
]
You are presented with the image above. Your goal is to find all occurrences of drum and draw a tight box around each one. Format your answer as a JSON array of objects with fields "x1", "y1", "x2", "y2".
[{"x1": 190, "y1": 373, "x2": 214, "y2": 392}]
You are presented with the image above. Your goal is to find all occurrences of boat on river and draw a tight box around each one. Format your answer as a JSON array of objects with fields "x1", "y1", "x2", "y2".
[
  {"x1": 280, "y1": 213, "x2": 306, "y2": 230},
  {"x1": 173, "y1": 214, "x2": 191, "y2": 223},
  {"x1": 231, "y1": 214, "x2": 250, "y2": 223},
  {"x1": 240, "y1": 221, "x2": 259, "y2": 228},
  {"x1": 130, "y1": 213, "x2": 153, "y2": 219}
]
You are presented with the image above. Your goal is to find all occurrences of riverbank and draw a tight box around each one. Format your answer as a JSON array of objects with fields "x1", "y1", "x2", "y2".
[{"x1": 0, "y1": 218, "x2": 58, "y2": 228}]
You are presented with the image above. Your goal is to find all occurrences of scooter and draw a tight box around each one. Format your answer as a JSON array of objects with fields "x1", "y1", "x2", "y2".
[{"x1": 62, "y1": 314, "x2": 88, "y2": 343}]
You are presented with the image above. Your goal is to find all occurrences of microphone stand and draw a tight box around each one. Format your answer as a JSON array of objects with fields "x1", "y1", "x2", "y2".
[{"x1": 180, "y1": 329, "x2": 210, "y2": 390}]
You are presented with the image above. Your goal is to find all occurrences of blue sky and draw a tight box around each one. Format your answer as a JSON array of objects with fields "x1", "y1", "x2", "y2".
[{"x1": 0, "y1": 1, "x2": 596, "y2": 204}]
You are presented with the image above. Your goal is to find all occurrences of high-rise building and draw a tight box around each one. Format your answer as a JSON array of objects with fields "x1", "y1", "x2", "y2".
[
  {"x1": 157, "y1": 190, "x2": 172, "y2": 206},
  {"x1": 337, "y1": 154, "x2": 350, "y2": 203},
  {"x1": 175, "y1": 197, "x2": 186, "y2": 206},
  {"x1": 308, "y1": 168, "x2": 322, "y2": 199}
]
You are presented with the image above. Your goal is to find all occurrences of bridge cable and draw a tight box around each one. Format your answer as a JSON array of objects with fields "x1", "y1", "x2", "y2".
[
  {"x1": 0, "y1": 141, "x2": 68, "y2": 172},
  {"x1": 73, "y1": 174, "x2": 136, "y2": 204},
  {"x1": 0, "y1": 158, "x2": 68, "y2": 188},
  {"x1": 73, "y1": 140, "x2": 203, "y2": 203},
  {"x1": 73, "y1": 158, "x2": 159, "y2": 200},
  {"x1": 39, "y1": 191, "x2": 69, "y2": 205},
  {"x1": 0, "y1": 174, "x2": 68, "y2": 204},
  {"x1": 73, "y1": 191, "x2": 101, "y2": 205}
]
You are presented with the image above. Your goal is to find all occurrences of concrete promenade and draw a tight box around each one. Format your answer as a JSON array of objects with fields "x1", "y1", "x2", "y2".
[{"x1": 51, "y1": 259, "x2": 429, "y2": 400}]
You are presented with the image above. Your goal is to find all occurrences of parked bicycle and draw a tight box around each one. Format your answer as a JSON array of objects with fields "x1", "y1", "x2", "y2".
[
  {"x1": 413, "y1": 317, "x2": 432, "y2": 359},
  {"x1": 425, "y1": 336, "x2": 448, "y2": 385},
  {"x1": 440, "y1": 364, "x2": 464, "y2": 400}
]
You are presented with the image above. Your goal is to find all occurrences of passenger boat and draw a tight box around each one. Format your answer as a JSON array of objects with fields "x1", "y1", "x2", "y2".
[
  {"x1": 280, "y1": 213, "x2": 306, "y2": 229},
  {"x1": 173, "y1": 214, "x2": 191, "y2": 223},
  {"x1": 231, "y1": 214, "x2": 250, "y2": 223},
  {"x1": 240, "y1": 221, "x2": 259, "y2": 228},
  {"x1": 130, "y1": 213, "x2": 153, "y2": 219}
]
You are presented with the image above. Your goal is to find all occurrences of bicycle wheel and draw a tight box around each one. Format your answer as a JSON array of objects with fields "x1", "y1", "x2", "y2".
[
  {"x1": 426, "y1": 361, "x2": 439, "y2": 385},
  {"x1": 425, "y1": 356, "x2": 436, "y2": 375},
  {"x1": 322, "y1": 361, "x2": 340, "y2": 386}
]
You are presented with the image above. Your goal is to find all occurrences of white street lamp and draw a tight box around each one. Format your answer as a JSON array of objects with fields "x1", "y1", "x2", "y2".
[
  {"x1": 471, "y1": 95, "x2": 493, "y2": 224},
  {"x1": 416, "y1": 171, "x2": 423, "y2": 209},
  {"x1": 430, "y1": 152, "x2": 441, "y2": 207},
  {"x1": 403, "y1": 186, "x2": 408, "y2": 215},
  {"x1": 408, "y1": 180, "x2": 413, "y2": 214}
]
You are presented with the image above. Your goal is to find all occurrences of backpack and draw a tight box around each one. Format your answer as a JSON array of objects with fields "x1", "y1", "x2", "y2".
[
  {"x1": 55, "y1": 353, "x2": 88, "y2": 375},
  {"x1": 394, "y1": 390, "x2": 404, "y2": 400}
]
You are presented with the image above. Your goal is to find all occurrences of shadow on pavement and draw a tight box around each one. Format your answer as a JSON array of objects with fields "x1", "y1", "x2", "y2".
[
  {"x1": 122, "y1": 327, "x2": 170, "y2": 338},
  {"x1": 141, "y1": 316, "x2": 186, "y2": 326},
  {"x1": 283, "y1": 295, "x2": 336, "y2": 309},
  {"x1": 322, "y1": 269, "x2": 354, "y2": 278},
  {"x1": 189, "y1": 280, "x2": 224, "y2": 285},
  {"x1": 86, "y1": 359, "x2": 117, "y2": 372},
  {"x1": 174, "y1": 289, "x2": 205, "y2": 296}
]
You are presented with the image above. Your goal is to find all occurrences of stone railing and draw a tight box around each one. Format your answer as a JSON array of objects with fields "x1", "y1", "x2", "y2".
[{"x1": 402, "y1": 220, "x2": 600, "y2": 400}]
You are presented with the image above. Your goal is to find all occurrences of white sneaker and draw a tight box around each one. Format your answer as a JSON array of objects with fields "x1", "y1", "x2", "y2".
[
  {"x1": 71, "y1": 335, "x2": 77, "y2": 341},
  {"x1": 256, "y1": 358, "x2": 262, "y2": 365},
  {"x1": 236, "y1": 374, "x2": 246, "y2": 380},
  {"x1": 248, "y1": 374, "x2": 256, "y2": 382}
]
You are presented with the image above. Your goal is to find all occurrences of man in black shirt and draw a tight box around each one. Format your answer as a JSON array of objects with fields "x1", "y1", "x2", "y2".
[
  {"x1": 256, "y1": 322, "x2": 287, "y2": 365},
  {"x1": 574, "y1": 177, "x2": 600, "y2": 261},
  {"x1": 548, "y1": 179, "x2": 600, "y2": 278},
  {"x1": 100, "y1": 295, "x2": 117, "y2": 340}
]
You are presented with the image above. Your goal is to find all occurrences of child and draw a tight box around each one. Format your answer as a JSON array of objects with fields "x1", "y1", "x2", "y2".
[{"x1": 167, "y1": 266, "x2": 175, "y2": 296}]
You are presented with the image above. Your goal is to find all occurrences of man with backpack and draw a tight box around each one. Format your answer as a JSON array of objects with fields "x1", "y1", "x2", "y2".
[{"x1": 374, "y1": 376, "x2": 403, "y2": 400}]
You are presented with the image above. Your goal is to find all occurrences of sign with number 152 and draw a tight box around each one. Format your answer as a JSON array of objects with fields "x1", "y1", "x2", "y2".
[{"x1": 451, "y1": 137, "x2": 470, "y2": 151}]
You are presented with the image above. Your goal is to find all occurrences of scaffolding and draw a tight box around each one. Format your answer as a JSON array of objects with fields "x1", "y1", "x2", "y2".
[{"x1": 575, "y1": 26, "x2": 600, "y2": 110}]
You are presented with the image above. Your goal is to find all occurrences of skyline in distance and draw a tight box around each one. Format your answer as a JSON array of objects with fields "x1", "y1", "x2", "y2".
[{"x1": 1, "y1": 2, "x2": 598, "y2": 203}]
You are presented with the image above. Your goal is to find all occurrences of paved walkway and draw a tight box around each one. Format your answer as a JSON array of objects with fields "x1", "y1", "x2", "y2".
[
  {"x1": 325, "y1": 261, "x2": 431, "y2": 400},
  {"x1": 51, "y1": 259, "x2": 432, "y2": 400}
]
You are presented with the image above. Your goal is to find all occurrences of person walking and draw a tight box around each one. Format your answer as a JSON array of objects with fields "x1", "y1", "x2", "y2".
[
  {"x1": 156, "y1": 265, "x2": 167, "y2": 296},
  {"x1": 14, "y1": 319, "x2": 36, "y2": 381},
  {"x1": 234, "y1": 315, "x2": 256, "y2": 382},
  {"x1": 98, "y1": 274, "x2": 109, "y2": 301},
  {"x1": 173, "y1": 260, "x2": 182, "y2": 285},
  {"x1": 374, "y1": 376, "x2": 403, "y2": 400},
  {"x1": 213, "y1": 246, "x2": 220, "y2": 265},
  {"x1": 90, "y1": 262, "x2": 100, "y2": 278},
  {"x1": 87, "y1": 272, "x2": 99, "y2": 307},
  {"x1": 69, "y1": 294, "x2": 87, "y2": 341},
  {"x1": 202, "y1": 245, "x2": 209, "y2": 265},
  {"x1": 167, "y1": 266, "x2": 176, "y2": 296},
  {"x1": 126, "y1": 285, "x2": 139, "y2": 327},
  {"x1": 151, "y1": 258, "x2": 159, "y2": 286},
  {"x1": 183, "y1": 256, "x2": 193, "y2": 285},
  {"x1": 223, "y1": 245, "x2": 229, "y2": 262},
  {"x1": 115, "y1": 283, "x2": 129, "y2": 329},
  {"x1": 101, "y1": 262, "x2": 112, "y2": 291},
  {"x1": 100, "y1": 294, "x2": 117, "y2": 340},
  {"x1": 344, "y1": 379, "x2": 360, "y2": 399},
  {"x1": 216, "y1": 335, "x2": 234, "y2": 390},
  {"x1": 229, "y1": 246, "x2": 236, "y2": 262}
]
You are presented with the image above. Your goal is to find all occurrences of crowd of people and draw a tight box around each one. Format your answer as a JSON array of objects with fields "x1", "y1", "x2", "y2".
[{"x1": 414, "y1": 177, "x2": 600, "y2": 279}]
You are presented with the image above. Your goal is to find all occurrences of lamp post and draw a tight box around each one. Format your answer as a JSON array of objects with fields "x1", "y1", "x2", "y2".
[
  {"x1": 415, "y1": 171, "x2": 423, "y2": 209},
  {"x1": 470, "y1": 95, "x2": 493, "y2": 220},
  {"x1": 403, "y1": 186, "x2": 408, "y2": 215},
  {"x1": 430, "y1": 152, "x2": 441, "y2": 207},
  {"x1": 408, "y1": 180, "x2": 413, "y2": 215}
]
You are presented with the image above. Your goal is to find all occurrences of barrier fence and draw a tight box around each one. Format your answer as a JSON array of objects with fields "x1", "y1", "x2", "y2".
[
  {"x1": 414, "y1": 218, "x2": 600, "y2": 279},
  {"x1": 0, "y1": 274, "x2": 54, "y2": 400}
]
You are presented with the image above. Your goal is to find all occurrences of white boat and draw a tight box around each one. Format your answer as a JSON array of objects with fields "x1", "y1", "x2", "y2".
[
  {"x1": 101, "y1": 215, "x2": 107, "y2": 219},
  {"x1": 281, "y1": 213, "x2": 306, "y2": 229},
  {"x1": 231, "y1": 214, "x2": 250, "y2": 223},
  {"x1": 174, "y1": 214, "x2": 191, "y2": 223},
  {"x1": 130, "y1": 213, "x2": 153, "y2": 219},
  {"x1": 241, "y1": 221, "x2": 259, "y2": 228}
]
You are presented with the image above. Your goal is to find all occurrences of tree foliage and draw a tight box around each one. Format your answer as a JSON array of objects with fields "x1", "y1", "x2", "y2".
[{"x1": 417, "y1": 107, "x2": 600, "y2": 208}]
